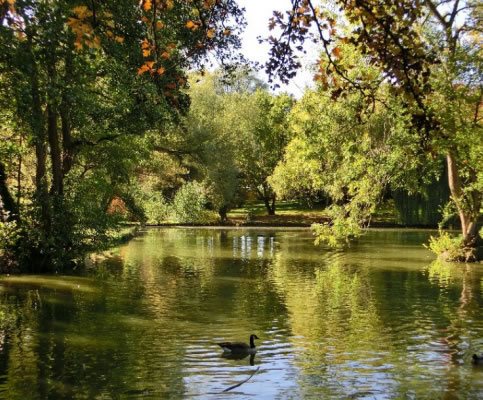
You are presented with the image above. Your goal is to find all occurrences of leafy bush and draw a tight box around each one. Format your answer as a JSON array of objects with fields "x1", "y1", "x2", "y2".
[
  {"x1": 172, "y1": 182, "x2": 210, "y2": 223},
  {"x1": 425, "y1": 230, "x2": 466, "y2": 262},
  {"x1": 144, "y1": 192, "x2": 170, "y2": 224}
]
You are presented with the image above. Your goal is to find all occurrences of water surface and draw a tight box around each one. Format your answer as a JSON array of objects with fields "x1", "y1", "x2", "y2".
[{"x1": 1, "y1": 228, "x2": 483, "y2": 399}]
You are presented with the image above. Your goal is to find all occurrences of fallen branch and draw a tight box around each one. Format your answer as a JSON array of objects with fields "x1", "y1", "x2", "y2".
[{"x1": 221, "y1": 367, "x2": 260, "y2": 393}]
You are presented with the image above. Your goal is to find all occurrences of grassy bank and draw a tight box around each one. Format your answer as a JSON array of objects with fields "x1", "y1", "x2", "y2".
[{"x1": 225, "y1": 200, "x2": 401, "y2": 227}]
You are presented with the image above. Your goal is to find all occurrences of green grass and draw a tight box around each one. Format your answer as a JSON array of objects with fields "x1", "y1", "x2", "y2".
[
  {"x1": 227, "y1": 200, "x2": 399, "y2": 226},
  {"x1": 228, "y1": 200, "x2": 326, "y2": 217},
  {"x1": 226, "y1": 200, "x2": 329, "y2": 226}
]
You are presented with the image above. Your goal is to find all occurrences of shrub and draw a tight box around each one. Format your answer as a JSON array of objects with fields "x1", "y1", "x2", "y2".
[
  {"x1": 172, "y1": 182, "x2": 209, "y2": 223},
  {"x1": 144, "y1": 192, "x2": 170, "y2": 224},
  {"x1": 425, "y1": 230, "x2": 468, "y2": 262}
]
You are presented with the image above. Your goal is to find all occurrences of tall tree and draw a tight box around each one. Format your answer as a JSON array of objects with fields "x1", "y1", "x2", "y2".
[
  {"x1": 234, "y1": 90, "x2": 295, "y2": 215},
  {"x1": 0, "y1": 0, "x2": 245, "y2": 270},
  {"x1": 266, "y1": 0, "x2": 482, "y2": 259}
]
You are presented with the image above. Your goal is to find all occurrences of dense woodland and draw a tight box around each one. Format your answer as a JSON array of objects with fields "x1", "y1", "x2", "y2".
[{"x1": 0, "y1": 0, "x2": 481, "y2": 271}]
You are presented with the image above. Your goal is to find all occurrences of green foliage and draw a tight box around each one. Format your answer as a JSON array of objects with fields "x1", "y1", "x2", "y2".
[
  {"x1": 392, "y1": 161, "x2": 450, "y2": 227},
  {"x1": 425, "y1": 231, "x2": 465, "y2": 262},
  {"x1": 172, "y1": 181, "x2": 209, "y2": 224},
  {"x1": 270, "y1": 87, "x2": 398, "y2": 244},
  {"x1": 144, "y1": 191, "x2": 170, "y2": 225}
]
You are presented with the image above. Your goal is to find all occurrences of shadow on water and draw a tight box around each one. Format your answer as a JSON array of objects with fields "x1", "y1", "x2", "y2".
[{"x1": 0, "y1": 228, "x2": 482, "y2": 399}]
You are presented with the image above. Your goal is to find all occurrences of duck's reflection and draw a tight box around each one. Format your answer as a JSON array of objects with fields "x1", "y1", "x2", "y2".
[{"x1": 221, "y1": 352, "x2": 256, "y2": 366}]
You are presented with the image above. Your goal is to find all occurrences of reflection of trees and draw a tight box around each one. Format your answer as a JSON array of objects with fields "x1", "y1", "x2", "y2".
[
  {"x1": 0, "y1": 274, "x2": 190, "y2": 399},
  {"x1": 425, "y1": 260, "x2": 481, "y2": 337},
  {"x1": 423, "y1": 260, "x2": 482, "y2": 394},
  {"x1": 268, "y1": 255, "x2": 391, "y2": 397},
  {"x1": 2, "y1": 229, "x2": 482, "y2": 399}
]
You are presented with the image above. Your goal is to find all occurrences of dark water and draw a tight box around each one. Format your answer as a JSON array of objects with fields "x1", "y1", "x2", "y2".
[{"x1": 1, "y1": 228, "x2": 483, "y2": 399}]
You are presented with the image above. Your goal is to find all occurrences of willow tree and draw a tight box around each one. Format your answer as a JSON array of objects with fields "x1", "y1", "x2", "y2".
[
  {"x1": 0, "y1": 0, "x2": 245, "y2": 271},
  {"x1": 266, "y1": 0, "x2": 482, "y2": 260}
]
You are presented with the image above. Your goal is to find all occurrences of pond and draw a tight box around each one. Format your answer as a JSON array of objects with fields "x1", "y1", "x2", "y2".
[{"x1": 0, "y1": 228, "x2": 482, "y2": 399}]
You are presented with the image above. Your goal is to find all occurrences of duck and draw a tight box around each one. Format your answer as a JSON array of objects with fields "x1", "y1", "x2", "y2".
[
  {"x1": 217, "y1": 334, "x2": 259, "y2": 353},
  {"x1": 472, "y1": 354, "x2": 483, "y2": 365}
]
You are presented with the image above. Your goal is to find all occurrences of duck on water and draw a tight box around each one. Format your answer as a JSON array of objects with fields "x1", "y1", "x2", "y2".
[
  {"x1": 217, "y1": 334, "x2": 259, "y2": 353},
  {"x1": 472, "y1": 354, "x2": 483, "y2": 365}
]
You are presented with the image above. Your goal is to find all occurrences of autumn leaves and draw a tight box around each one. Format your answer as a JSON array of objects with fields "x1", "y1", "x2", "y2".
[
  {"x1": 61, "y1": 1, "x2": 232, "y2": 101},
  {"x1": 66, "y1": 6, "x2": 124, "y2": 50},
  {"x1": 134, "y1": 0, "x2": 230, "y2": 98}
]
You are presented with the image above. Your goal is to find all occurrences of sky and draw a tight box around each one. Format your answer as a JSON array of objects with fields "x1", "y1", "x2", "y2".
[{"x1": 240, "y1": 0, "x2": 316, "y2": 97}]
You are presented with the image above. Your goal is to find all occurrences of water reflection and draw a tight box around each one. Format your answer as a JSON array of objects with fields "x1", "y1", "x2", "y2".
[{"x1": 0, "y1": 228, "x2": 482, "y2": 399}]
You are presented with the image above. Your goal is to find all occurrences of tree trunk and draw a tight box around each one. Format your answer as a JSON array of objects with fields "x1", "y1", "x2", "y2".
[
  {"x1": 446, "y1": 151, "x2": 481, "y2": 247},
  {"x1": 47, "y1": 103, "x2": 63, "y2": 196},
  {"x1": 27, "y1": 32, "x2": 50, "y2": 231},
  {"x1": 0, "y1": 161, "x2": 17, "y2": 221},
  {"x1": 61, "y1": 47, "x2": 75, "y2": 177},
  {"x1": 218, "y1": 205, "x2": 228, "y2": 222}
]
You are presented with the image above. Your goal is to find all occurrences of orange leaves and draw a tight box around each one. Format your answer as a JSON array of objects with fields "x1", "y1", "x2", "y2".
[
  {"x1": 186, "y1": 20, "x2": 200, "y2": 31},
  {"x1": 143, "y1": 49, "x2": 151, "y2": 57},
  {"x1": 203, "y1": 0, "x2": 215, "y2": 9},
  {"x1": 137, "y1": 65, "x2": 150, "y2": 75},
  {"x1": 67, "y1": 5, "x2": 123, "y2": 50},
  {"x1": 67, "y1": 11, "x2": 97, "y2": 50},
  {"x1": 157, "y1": 67, "x2": 165, "y2": 75},
  {"x1": 313, "y1": 72, "x2": 328, "y2": 84},
  {"x1": 207, "y1": 28, "x2": 215, "y2": 39},
  {"x1": 332, "y1": 47, "x2": 342, "y2": 59},
  {"x1": 223, "y1": 29, "x2": 231, "y2": 36},
  {"x1": 72, "y1": 5, "x2": 92, "y2": 19},
  {"x1": 161, "y1": 51, "x2": 171, "y2": 59},
  {"x1": 137, "y1": 60, "x2": 159, "y2": 76},
  {"x1": 143, "y1": 0, "x2": 152, "y2": 11}
]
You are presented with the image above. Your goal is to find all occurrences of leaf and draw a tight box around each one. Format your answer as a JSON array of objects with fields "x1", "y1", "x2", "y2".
[
  {"x1": 186, "y1": 20, "x2": 195, "y2": 29},
  {"x1": 115, "y1": 36, "x2": 124, "y2": 43},
  {"x1": 137, "y1": 65, "x2": 149, "y2": 75},
  {"x1": 141, "y1": 39, "x2": 150, "y2": 49},
  {"x1": 156, "y1": 21, "x2": 164, "y2": 29},
  {"x1": 223, "y1": 29, "x2": 231, "y2": 36},
  {"x1": 157, "y1": 67, "x2": 165, "y2": 75},
  {"x1": 207, "y1": 28, "x2": 215, "y2": 38},
  {"x1": 332, "y1": 47, "x2": 342, "y2": 59},
  {"x1": 143, "y1": 49, "x2": 151, "y2": 57},
  {"x1": 73, "y1": 6, "x2": 92, "y2": 19},
  {"x1": 146, "y1": 61, "x2": 155, "y2": 68},
  {"x1": 161, "y1": 52, "x2": 171, "y2": 59},
  {"x1": 166, "y1": 82, "x2": 177, "y2": 89},
  {"x1": 143, "y1": 0, "x2": 152, "y2": 11}
]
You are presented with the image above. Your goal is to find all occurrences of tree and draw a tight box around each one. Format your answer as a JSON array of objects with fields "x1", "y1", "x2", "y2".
[
  {"x1": 266, "y1": 0, "x2": 482, "y2": 259},
  {"x1": 0, "y1": 0, "x2": 245, "y2": 270},
  {"x1": 233, "y1": 90, "x2": 295, "y2": 215}
]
